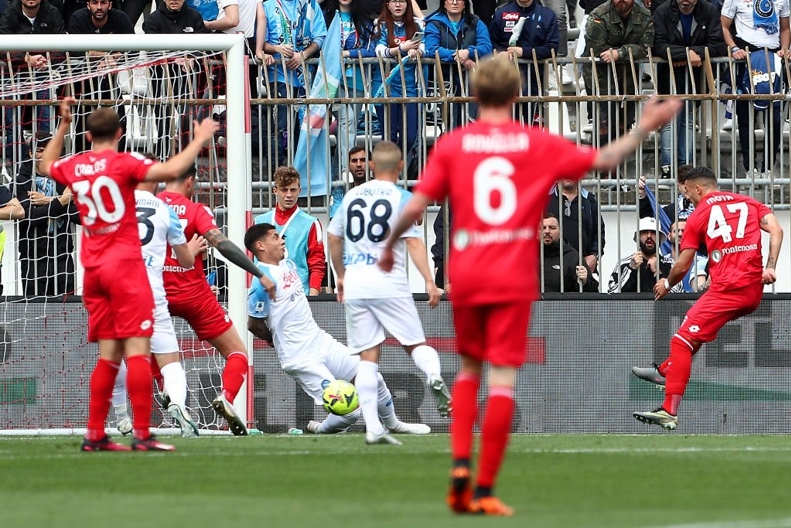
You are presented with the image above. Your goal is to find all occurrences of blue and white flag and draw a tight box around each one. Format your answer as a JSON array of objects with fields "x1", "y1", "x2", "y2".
[{"x1": 294, "y1": 16, "x2": 342, "y2": 197}]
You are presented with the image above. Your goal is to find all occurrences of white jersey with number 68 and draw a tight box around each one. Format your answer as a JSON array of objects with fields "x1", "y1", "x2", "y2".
[{"x1": 328, "y1": 179, "x2": 421, "y2": 300}]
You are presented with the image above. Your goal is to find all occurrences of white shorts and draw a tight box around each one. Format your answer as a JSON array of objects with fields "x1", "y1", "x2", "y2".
[
  {"x1": 150, "y1": 302, "x2": 179, "y2": 355},
  {"x1": 344, "y1": 297, "x2": 426, "y2": 354},
  {"x1": 284, "y1": 333, "x2": 360, "y2": 405}
]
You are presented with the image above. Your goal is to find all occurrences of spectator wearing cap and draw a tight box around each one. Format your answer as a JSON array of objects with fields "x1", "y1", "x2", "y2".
[
  {"x1": 608, "y1": 217, "x2": 680, "y2": 293},
  {"x1": 12, "y1": 132, "x2": 80, "y2": 297}
]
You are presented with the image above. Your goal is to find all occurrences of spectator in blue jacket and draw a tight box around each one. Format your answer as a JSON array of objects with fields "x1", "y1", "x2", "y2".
[
  {"x1": 424, "y1": 0, "x2": 492, "y2": 128},
  {"x1": 489, "y1": 0, "x2": 559, "y2": 124}
]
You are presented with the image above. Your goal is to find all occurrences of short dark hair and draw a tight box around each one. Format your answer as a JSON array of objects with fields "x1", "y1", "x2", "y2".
[
  {"x1": 176, "y1": 165, "x2": 197, "y2": 183},
  {"x1": 677, "y1": 164, "x2": 693, "y2": 184},
  {"x1": 31, "y1": 132, "x2": 52, "y2": 151},
  {"x1": 543, "y1": 212, "x2": 558, "y2": 221},
  {"x1": 244, "y1": 222, "x2": 275, "y2": 252},
  {"x1": 684, "y1": 166, "x2": 717, "y2": 185},
  {"x1": 86, "y1": 108, "x2": 121, "y2": 141},
  {"x1": 348, "y1": 146, "x2": 366, "y2": 160}
]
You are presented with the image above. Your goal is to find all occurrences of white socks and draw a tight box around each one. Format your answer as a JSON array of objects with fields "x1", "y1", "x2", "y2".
[
  {"x1": 161, "y1": 362, "x2": 188, "y2": 409},
  {"x1": 376, "y1": 373, "x2": 400, "y2": 429},
  {"x1": 356, "y1": 361, "x2": 384, "y2": 435},
  {"x1": 111, "y1": 360, "x2": 128, "y2": 411},
  {"x1": 410, "y1": 345, "x2": 441, "y2": 382},
  {"x1": 318, "y1": 408, "x2": 360, "y2": 433}
]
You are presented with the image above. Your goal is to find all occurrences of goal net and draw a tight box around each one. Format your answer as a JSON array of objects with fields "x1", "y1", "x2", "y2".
[{"x1": 0, "y1": 35, "x2": 252, "y2": 435}]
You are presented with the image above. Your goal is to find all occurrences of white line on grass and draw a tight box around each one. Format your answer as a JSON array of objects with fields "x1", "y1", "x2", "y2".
[{"x1": 512, "y1": 447, "x2": 791, "y2": 454}]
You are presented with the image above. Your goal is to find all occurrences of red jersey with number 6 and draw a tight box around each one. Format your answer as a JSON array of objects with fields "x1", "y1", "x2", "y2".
[
  {"x1": 50, "y1": 151, "x2": 154, "y2": 268},
  {"x1": 681, "y1": 191, "x2": 771, "y2": 293},
  {"x1": 416, "y1": 120, "x2": 597, "y2": 306}
]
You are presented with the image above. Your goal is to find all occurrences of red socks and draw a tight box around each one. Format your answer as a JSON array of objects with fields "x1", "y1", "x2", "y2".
[
  {"x1": 126, "y1": 355, "x2": 153, "y2": 438},
  {"x1": 222, "y1": 352, "x2": 248, "y2": 404},
  {"x1": 86, "y1": 359, "x2": 121, "y2": 441},
  {"x1": 477, "y1": 386, "x2": 514, "y2": 489},
  {"x1": 662, "y1": 335, "x2": 698, "y2": 415},
  {"x1": 451, "y1": 372, "x2": 481, "y2": 462},
  {"x1": 149, "y1": 358, "x2": 164, "y2": 392}
]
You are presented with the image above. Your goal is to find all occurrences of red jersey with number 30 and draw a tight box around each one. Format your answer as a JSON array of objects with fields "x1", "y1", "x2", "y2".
[
  {"x1": 50, "y1": 151, "x2": 154, "y2": 268},
  {"x1": 416, "y1": 120, "x2": 597, "y2": 306},
  {"x1": 681, "y1": 191, "x2": 771, "y2": 293},
  {"x1": 157, "y1": 190, "x2": 220, "y2": 292}
]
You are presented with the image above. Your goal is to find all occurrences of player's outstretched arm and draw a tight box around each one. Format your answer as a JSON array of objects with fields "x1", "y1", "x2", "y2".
[
  {"x1": 760, "y1": 213, "x2": 783, "y2": 284},
  {"x1": 380, "y1": 192, "x2": 432, "y2": 272},
  {"x1": 405, "y1": 237, "x2": 442, "y2": 308},
  {"x1": 39, "y1": 97, "x2": 76, "y2": 178},
  {"x1": 144, "y1": 119, "x2": 219, "y2": 182},
  {"x1": 653, "y1": 248, "x2": 696, "y2": 300},
  {"x1": 247, "y1": 316, "x2": 274, "y2": 345},
  {"x1": 327, "y1": 233, "x2": 345, "y2": 303},
  {"x1": 593, "y1": 98, "x2": 682, "y2": 173},
  {"x1": 204, "y1": 228, "x2": 276, "y2": 298}
]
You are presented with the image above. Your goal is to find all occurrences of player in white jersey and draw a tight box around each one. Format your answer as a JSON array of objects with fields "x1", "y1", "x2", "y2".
[
  {"x1": 245, "y1": 222, "x2": 430, "y2": 436},
  {"x1": 327, "y1": 141, "x2": 449, "y2": 445},
  {"x1": 111, "y1": 178, "x2": 207, "y2": 437}
]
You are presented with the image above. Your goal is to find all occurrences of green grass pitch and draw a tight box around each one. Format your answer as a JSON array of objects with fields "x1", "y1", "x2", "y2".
[{"x1": 1, "y1": 434, "x2": 790, "y2": 528}]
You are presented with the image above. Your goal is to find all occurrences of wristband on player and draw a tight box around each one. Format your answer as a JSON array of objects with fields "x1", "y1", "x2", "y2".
[{"x1": 663, "y1": 278, "x2": 671, "y2": 290}]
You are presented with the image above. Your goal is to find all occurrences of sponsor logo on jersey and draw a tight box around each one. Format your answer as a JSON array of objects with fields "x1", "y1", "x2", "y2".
[
  {"x1": 502, "y1": 12, "x2": 520, "y2": 20},
  {"x1": 689, "y1": 325, "x2": 700, "y2": 333},
  {"x1": 141, "y1": 320, "x2": 152, "y2": 331},
  {"x1": 453, "y1": 227, "x2": 536, "y2": 250}
]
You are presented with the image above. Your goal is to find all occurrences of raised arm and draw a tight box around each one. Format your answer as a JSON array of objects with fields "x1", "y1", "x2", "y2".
[
  {"x1": 144, "y1": 119, "x2": 219, "y2": 182},
  {"x1": 39, "y1": 98, "x2": 76, "y2": 178},
  {"x1": 593, "y1": 98, "x2": 682, "y2": 173}
]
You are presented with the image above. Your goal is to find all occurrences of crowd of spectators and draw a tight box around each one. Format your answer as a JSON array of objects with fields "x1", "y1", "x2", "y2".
[{"x1": 0, "y1": 0, "x2": 783, "y2": 296}]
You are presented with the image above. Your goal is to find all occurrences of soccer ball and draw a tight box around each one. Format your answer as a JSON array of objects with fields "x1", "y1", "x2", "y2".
[{"x1": 322, "y1": 380, "x2": 359, "y2": 416}]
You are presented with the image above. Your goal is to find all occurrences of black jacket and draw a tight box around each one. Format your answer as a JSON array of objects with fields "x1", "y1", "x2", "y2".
[
  {"x1": 545, "y1": 187, "x2": 605, "y2": 260},
  {"x1": 652, "y1": 0, "x2": 726, "y2": 95},
  {"x1": 142, "y1": 1, "x2": 207, "y2": 34},
  {"x1": 13, "y1": 161, "x2": 80, "y2": 264},
  {"x1": 608, "y1": 252, "x2": 674, "y2": 293},
  {"x1": 0, "y1": 0, "x2": 65, "y2": 34},
  {"x1": 0, "y1": 0, "x2": 65, "y2": 67},
  {"x1": 68, "y1": 7, "x2": 134, "y2": 33},
  {"x1": 541, "y1": 241, "x2": 599, "y2": 292}
]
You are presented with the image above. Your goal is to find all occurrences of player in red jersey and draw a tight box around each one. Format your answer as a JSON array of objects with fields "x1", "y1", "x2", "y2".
[
  {"x1": 157, "y1": 166, "x2": 274, "y2": 435},
  {"x1": 39, "y1": 98, "x2": 220, "y2": 451},
  {"x1": 633, "y1": 166, "x2": 783, "y2": 430},
  {"x1": 379, "y1": 55, "x2": 681, "y2": 515}
]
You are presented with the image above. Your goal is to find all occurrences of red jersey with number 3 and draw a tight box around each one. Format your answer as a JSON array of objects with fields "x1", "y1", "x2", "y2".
[
  {"x1": 49, "y1": 151, "x2": 154, "y2": 268},
  {"x1": 681, "y1": 191, "x2": 771, "y2": 293},
  {"x1": 157, "y1": 190, "x2": 220, "y2": 292},
  {"x1": 416, "y1": 120, "x2": 597, "y2": 306}
]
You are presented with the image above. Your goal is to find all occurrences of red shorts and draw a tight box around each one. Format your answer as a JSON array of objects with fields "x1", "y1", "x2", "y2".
[
  {"x1": 677, "y1": 284, "x2": 763, "y2": 343},
  {"x1": 452, "y1": 302, "x2": 532, "y2": 367},
  {"x1": 83, "y1": 259, "x2": 155, "y2": 342},
  {"x1": 167, "y1": 280, "x2": 233, "y2": 342}
]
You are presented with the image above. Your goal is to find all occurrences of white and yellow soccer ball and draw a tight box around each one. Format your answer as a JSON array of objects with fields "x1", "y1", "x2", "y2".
[{"x1": 322, "y1": 380, "x2": 359, "y2": 416}]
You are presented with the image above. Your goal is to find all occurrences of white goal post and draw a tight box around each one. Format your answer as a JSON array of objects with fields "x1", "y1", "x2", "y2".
[{"x1": 0, "y1": 34, "x2": 252, "y2": 432}]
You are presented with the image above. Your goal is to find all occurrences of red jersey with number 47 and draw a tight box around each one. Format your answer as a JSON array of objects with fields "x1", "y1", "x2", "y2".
[
  {"x1": 416, "y1": 120, "x2": 597, "y2": 306},
  {"x1": 157, "y1": 190, "x2": 220, "y2": 292},
  {"x1": 681, "y1": 191, "x2": 771, "y2": 293},
  {"x1": 50, "y1": 151, "x2": 154, "y2": 268}
]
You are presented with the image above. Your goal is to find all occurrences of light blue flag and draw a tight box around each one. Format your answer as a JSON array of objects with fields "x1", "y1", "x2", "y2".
[{"x1": 294, "y1": 15, "x2": 342, "y2": 197}]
